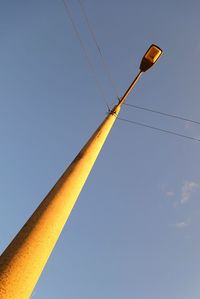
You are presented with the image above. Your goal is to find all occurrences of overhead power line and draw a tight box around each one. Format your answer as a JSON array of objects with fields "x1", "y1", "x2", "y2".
[
  {"x1": 124, "y1": 103, "x2": 200, "y2": 125},
  {"x1": 77, "y1": 0, "x2": 119, "y2": 99},
  {"x1": 62, "y1": 0, "x2": 109, "y2": 110},
  {"x1": 117, "y1": 116, "x2": 200, "y2": 143},
  {"x1": 62, "y1": 1, "x2": 199, "y2": 144}
]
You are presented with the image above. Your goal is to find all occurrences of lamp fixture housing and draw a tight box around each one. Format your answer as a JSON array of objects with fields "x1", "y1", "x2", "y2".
[{"x1": 140, "y1": 44, "x2": 163, "y2": 72}]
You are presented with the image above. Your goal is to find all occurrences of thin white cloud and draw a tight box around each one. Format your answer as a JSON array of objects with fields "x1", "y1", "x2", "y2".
[
  {"x1": 181, "y1": 181, "x2": 200, "y2": 204},
  {"x1": 193, "y1": 136, "x2": 200, "y2": 141},
  {"x1": 172, "y1": 201, "x2": 178, "y2": 208},
  {"x1": 166, "y1": 191, "x2": 174, "y2": 197},
  {"x1": 175, "y1": 221, "x2": 188, "y2": 229},
  {"x1": 184, "y1": 121, "x2": 192, "y2": 129}
]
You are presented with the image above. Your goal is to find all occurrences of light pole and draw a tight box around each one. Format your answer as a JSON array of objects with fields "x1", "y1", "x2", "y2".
[
  {"x1": 118, "y1": 44, "x2": 163, "y2": 106},
  {"x1": 0, "y1": 44, "x2": 162, "y2": 299}
]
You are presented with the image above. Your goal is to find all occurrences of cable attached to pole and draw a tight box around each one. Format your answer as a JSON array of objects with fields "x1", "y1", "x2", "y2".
[
  {"x1": 117, "y1": 116, "x2": 200, "y2": 143},
  {"x1": 62, "y1": 0, "x2": 110, "y2": 111},
  {"x1": 124, "y1": 103, "x2": 200, "y2": 125},
  {"x1": 77, "y1": 0, "x2": 119, "y2": 100}
]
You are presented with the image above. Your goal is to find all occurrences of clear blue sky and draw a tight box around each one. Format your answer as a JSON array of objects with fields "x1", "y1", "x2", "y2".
[{"x1": 1, "y1": 0, "x2": 200, "y2": 298}]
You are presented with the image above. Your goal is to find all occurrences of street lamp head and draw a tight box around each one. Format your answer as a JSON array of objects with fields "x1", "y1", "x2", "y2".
[{"x1": 140, "y1": 44, "x2": 163, "y2": 72}]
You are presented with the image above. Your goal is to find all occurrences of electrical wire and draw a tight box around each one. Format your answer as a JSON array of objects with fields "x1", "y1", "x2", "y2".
[
  {"x1": 62, "y1": 0, "x2": 200, "y2": 144},
  {"x1": 117, "y1": 116, "x2": 200, "y2": 142},
  {"x1": 62, "y1": 0, "x2": 110, "y2": 110},
  {"x1": 124, "y1": 103, "x2": 200, "y2": 125},
  {"x1": 77, "y1": 0, "x2": 119, "y2": 99}
]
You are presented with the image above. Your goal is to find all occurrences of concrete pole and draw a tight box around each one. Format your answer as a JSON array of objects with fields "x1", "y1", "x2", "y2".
[{"x1": 0, "y1": 71, "x2": 142, "y2": 299}]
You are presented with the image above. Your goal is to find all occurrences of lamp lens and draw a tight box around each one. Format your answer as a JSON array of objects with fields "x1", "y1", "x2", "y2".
[{"x1": 145, "y1": 46, "x2": 162, "y2": 63}]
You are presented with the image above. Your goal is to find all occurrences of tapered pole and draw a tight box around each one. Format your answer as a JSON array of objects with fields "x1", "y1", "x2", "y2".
[{"x1": 0, "y1": 71, "x2": 142, "y2": 299}]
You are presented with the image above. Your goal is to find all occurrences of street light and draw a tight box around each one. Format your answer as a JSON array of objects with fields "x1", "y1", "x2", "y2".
[
  {"x1": 140, "y1": 44, "x2": 163, "y2": 72},
  {"x1": 0, "y1": 43, "x2": 163, "y2": 299},
  {"x1": 117, "y1": 44, "x2": 163, "y2": 107}
]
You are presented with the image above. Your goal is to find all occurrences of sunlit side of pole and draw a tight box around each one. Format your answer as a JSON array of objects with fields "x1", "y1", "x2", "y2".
[{"x1": 0, "y1": 44, "x2": 162, "y2": 299}]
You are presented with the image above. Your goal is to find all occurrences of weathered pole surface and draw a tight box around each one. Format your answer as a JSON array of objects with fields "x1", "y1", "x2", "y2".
[{"x1": 0, "y1": 72, "x2": 142, "y2": 299}]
